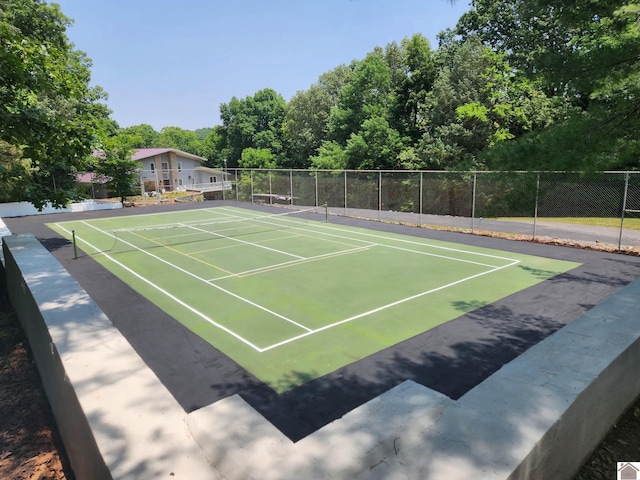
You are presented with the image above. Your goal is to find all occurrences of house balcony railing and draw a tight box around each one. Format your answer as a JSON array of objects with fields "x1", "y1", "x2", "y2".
[{"x1": 188, "y1": 181, "x2": 233, "y2": 193}]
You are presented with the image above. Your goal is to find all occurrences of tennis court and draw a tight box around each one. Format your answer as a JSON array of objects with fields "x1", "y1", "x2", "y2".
[{"x1": 48, "y1": 205, "x2": 579, "y2": 393}]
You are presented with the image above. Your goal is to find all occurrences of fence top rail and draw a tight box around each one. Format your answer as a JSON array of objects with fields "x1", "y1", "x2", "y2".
[
  {"x1": 132, "y1": 165, "x2": 640, "y2": 175},
  {"x1": 222, "y1": 168, "x2": 640, "y2": 175}
]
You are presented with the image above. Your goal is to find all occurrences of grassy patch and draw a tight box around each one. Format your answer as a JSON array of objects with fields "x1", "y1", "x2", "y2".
[{"x1": 498, "y1": 217, "x2": 640, "y2": 231}]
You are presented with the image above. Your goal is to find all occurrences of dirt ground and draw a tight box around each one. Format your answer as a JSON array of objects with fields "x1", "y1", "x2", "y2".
[{"x1": 0, "y1": 292, "x2": 73, "y2": 480}]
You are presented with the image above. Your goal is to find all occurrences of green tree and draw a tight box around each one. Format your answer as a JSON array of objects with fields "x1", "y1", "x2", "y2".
[
  {"x1": 195, "y1": 127, "x2": 213, "y2": 141},
  {"x1": 418, "y1": 37, "x2": 560, "y2": 169},
  {"x1": 329, "y1": 52, "x2": 393, "y2": 145},
  {"x1": 457, "y1": 0, "x2": 640, "y2": 170},
  {"x1": 119, "y1": 124, "x2": 159, "y2": 148},
  {"x1": 283, "y1": 85, "x2": 333, "y2": 168},
  {"x1": 344, "y1": 117, "x2": 406, "y2": 170},
  {"x1": 310, "y1": 141, "x2": 347, "y2": 170},
  {"x1": 0, "y1": 141, "x2": 29, "y2": 203},
  {"x1": 200, "y1": 126, "x2": 226, "y2": 167},
  {"x1": 219, "y1": 88, "x2": 287, "y2": 166},
  {"x1": 93, "y1": 138, "x2": 141, "y2": 203},
  {"x1": 157, "y1": 126, "x2": 202, "y2": 155},
  {"x1": 393, "y1": 34, "x2": 437, "y2": 142},
  {"x1": 0, "y1": 0, "x2": 110, "y2": 208},
  {"x1": 239, "y1": 148, "x2": 277, "y2": 169},
  {"x1": 317, "y1": 36, "x2": 438, "y2": 170},
  {"x1": 317, "y1": 64, "x2": 354, "y2": 105}
]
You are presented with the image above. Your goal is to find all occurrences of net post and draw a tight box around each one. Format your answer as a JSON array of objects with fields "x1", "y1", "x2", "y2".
[
  {"x1": 324, "y1": 202, "x2": 328, "y2": 222},
  {"x1": 72, "y1": 230, "x2": 78, "y2": 259}
]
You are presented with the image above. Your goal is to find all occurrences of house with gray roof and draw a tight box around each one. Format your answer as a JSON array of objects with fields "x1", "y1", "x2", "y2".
[{"x1": 134, "y1": 148, "x2": 231, "y2": 195}]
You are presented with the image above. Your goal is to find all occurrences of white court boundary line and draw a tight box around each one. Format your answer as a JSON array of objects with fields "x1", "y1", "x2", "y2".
[
  {"x1": 53, "y1": 223, "x2": 264, "y2": 351},
  {"x1": 260, "y1": 260, "x2": 518, "y2": 351},
  {"x1": 213, "y1": 206, "x2": 520, "y2": 262},
  {"x1": 55, "y1": 211, "x2": 521, "y2": 353},
  {"x1": 212, "y1": 207, "x2": 520, "y2": 267},
  {"x1": 209, "y1": 245, "x2": 372, "y2": 282},
  {"x1": 106, "y1": 207, "x2": 318, "y2": 233},
  {"x1": 79, "y1": 221, "x2": 313, "y2": 334}
]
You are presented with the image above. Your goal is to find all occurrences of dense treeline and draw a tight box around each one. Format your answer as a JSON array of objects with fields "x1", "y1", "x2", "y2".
[
  {"x1": 117, "y1": 0, "x2": 640, "y2": 173},
  {"x1": 2, "y1": 0, "x2": 639, "y2": 208}
]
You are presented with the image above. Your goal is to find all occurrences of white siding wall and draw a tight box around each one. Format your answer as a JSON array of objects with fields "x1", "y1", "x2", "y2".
[{"x1": 139, "y1": 154, "x2": 202, "y2": 191}]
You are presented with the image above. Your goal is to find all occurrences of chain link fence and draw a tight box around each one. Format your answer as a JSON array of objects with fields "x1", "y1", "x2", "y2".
[{"x1": 223, "y1": 169, "x2": 640, "y2": 251}]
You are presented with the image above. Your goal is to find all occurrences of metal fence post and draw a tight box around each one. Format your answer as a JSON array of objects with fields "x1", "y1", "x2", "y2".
[
  {"x1": 290, "y1": 170, "x2": 294, "y2": 206},
  {"x1": 379, "y1": 170, "x2": 382, "y2": 222},
  {"x1": 533, "y1": 172, "x2": 540, "y2": 240},
  {"x1": 250, "y1": 170, "x2": 254, "y2": 203},
  {"x1": 235, "y1": 169, "x2": 239, "y2": 202},
  {"x1": 419, "y1": 171, "x2": 423, "y2": 226},
  {"x1": 471, "y1": 172, "x2": 477, "y2": 232},
  {"x1": 315, "y1": 170, "x2": 318, "y2": 209},
  {"x1": 618, "y1": 171, "x2": 630, "y2": 251},
  {"x1": 344, "y1": 170, "x2": 348, "y2": 215}
]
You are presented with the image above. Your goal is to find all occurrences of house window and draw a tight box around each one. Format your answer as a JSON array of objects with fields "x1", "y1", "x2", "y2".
[
  {"x1": 177, "y1": 178, "x2": 183, "y2": 186},
  {"x1": 210, "y1": 176, "x2": 216, "y2": 183},
  {"x1": 162, "y1": 162, "x2": 169, "y2": 171},
  {"x1": 177, "y1": 161, "x2": 182, "y2": 172},
  {"x1": 150, "y1": 163, "x2": 155, "y2": 172}
]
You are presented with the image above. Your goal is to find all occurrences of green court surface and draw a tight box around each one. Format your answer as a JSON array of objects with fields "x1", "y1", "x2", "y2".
[{"x1": 48, "y1": 206, "x2": 580, "y2": 393}]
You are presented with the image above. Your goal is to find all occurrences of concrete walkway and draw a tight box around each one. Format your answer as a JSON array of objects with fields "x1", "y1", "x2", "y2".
[{"x1": 328, "y1": 207, "x2": 640, "y2": 248}]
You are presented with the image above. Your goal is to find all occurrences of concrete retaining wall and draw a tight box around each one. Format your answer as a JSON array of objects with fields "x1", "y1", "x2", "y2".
[
  {"x1": 0, "y1": 200, "x2": 121, "y2": 218},
  {"x1": 3, "y1": 236, "x2": 111, "y2": 479},
  {"x1": 2, "y1": 235, "x2": 215, "y2": 480}
]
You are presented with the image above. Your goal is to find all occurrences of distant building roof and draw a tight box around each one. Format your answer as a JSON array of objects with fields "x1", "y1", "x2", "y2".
[
  {"x1": 76, "y1": 172, "x2": 109, "y2": 184},
  {"x1": 132, "y1": 148, "x2": 206, "y2": 163}
]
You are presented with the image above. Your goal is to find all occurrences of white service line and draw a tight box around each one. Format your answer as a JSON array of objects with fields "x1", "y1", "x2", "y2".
[
  {"x1": 181, "y1": 222, "x2": 304, "y2": 260},
  {"x1": 259, "y1": 259, "x2": 520, "y2": 352},
  {"x1": 208, "y1": 245, "x2": 372, "y2": 281},
  {"x1": 53, "y1": 223, "x2": 265, "y2": 351},
  {"x1": 80, "y1": 221, "x2": 313, "y2": 334},
  {"x1": 213, "y1": 207, "x2": 513, "y2": 268}
]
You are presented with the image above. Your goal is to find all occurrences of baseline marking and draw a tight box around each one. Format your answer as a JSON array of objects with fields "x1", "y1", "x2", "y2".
[
  {"x1": 53, "y1": 223, "x2": 264, "y2": 351},
  {"x1": 183, "y1": 223, "x2": 304, "y2": 260},
  {"x1": 79, "y1": 221, "x2": 313, "y2": 334},
  {"x1": 260, "y1": 259, "x2": 520, "y2": 352},
  {"x1": 213, "y1": 208, "x2": 515, "y2": 268}
]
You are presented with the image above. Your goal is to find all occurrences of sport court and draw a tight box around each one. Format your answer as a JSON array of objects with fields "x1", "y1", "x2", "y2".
[
  {"x1": 48, "y1": 205, "x2": 581, "y2": 395},
  {"x1": 6, "y1": 202, "x2": 640, "y2": 443}
]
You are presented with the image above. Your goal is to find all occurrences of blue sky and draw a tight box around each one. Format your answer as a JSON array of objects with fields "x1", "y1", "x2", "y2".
[{"x1": 54, "y1": 0, "x2": 471, "y2": 131}]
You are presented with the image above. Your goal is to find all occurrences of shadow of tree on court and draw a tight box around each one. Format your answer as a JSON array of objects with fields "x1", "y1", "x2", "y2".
[
  {"x1": 517, "y1": 264, "x2": 568, "y2": 280},
  {"x1": 245, "y1": 254, "x2": 639, "y2": 443},
  {"x1": 137, "y1": 256, "x2": 640, "y2": 444},
  {"x1": 235, "y1": 300, "x2": 569, "y2": 442}
]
